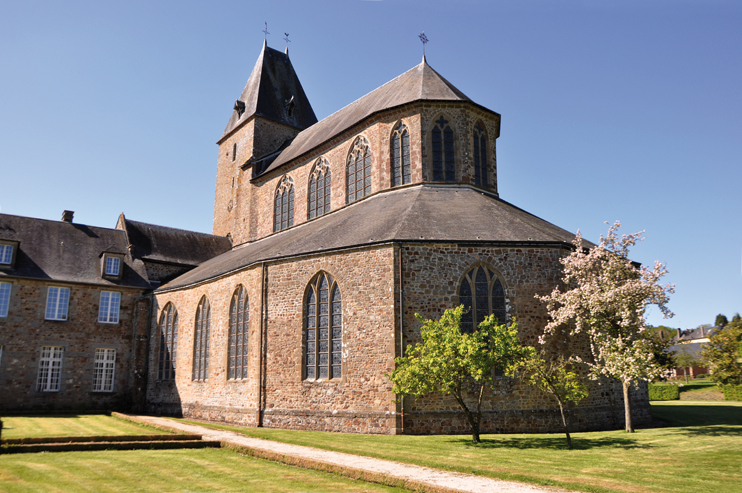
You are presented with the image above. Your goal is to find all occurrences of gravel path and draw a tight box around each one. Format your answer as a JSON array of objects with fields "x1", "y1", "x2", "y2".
[{"x1": 129, "y1": 415, "x2": 573, "y2": 493}]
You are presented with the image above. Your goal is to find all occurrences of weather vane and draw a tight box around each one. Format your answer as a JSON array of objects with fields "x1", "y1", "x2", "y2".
[
  {"x1": 262, "y1": 22, "x2": 270, "y2": 40},
  {"x1": 284, "y1": 33, "x2": 291, "y2": 47},
  {"x1": 418, "y1": 32, "x2": 429, "y2": 56}
]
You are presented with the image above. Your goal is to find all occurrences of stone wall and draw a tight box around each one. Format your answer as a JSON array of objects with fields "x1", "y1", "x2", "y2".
[
  {"x1": 0, "y1": 278, "x2": 143, "y2": 411},
  {"x1": 397, "y1": 243, "x2": 651, "y2": 434},
  {"x1": 147, "y1": 246, "x2": 398, "y2": 433}
]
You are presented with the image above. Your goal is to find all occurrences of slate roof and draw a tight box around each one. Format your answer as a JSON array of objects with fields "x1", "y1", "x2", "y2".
[
  {"x1": 669, "y1": 342, "x2": 705, "y2": 360},
  {"x1": 119, "y1": 216, "x2": 232, "y2": 267},
  {"x1": 159, "y1": 185, "x2": 581, "y2": 291},
  {"x1": 257, "y1": 57, "x2": 499, "y2": 178},
  {"x1": 220, "y1": 42, "x2": 317, "y2": 142},
  {"x1": 0, "y1": 213, "x2": 150, "y2": 288}
]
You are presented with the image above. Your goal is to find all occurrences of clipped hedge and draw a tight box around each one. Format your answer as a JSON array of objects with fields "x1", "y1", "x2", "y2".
[
  {"x1": 648, "y1": 384, "x2": 680, "y2": 401},
  {"x1": 722, "y1": 385, "x2": 742, "y2": 401}
]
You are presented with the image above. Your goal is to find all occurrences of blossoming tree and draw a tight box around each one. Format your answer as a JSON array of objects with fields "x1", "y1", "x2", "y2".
[{"x1": 538, "y1": 221, "x2": 674, "y2": 432}]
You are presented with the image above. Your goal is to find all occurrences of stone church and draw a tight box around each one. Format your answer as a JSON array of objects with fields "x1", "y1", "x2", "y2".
[{"x1": 0, "y1": 41, "x2": 649, "y2": 433}]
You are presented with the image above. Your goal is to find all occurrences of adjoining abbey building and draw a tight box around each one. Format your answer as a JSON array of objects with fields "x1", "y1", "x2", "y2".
[{"x1": 0, "y1": 41, "x2": 649, "y2": 433}]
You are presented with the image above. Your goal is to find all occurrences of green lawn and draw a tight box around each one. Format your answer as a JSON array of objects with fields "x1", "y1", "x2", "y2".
[
  {"x1": 0, "y1": 448, "x2": 407, "y2": 493},
  {"x1": 1, "y1": 414, "x2": 165, "y2": 439},
  {"x1": 172, "y1": 401, "x2": 742, "y2": 493}
]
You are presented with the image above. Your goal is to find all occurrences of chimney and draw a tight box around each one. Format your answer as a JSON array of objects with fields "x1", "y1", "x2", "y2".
[{"x1": 62, "y1": 210, "x2": 74, "y2": 223}]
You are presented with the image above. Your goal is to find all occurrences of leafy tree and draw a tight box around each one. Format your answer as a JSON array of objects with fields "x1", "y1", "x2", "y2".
[
  {"x1": 732, "y1": 313, "x2": 741, "y2": 324},
  {"x1": 702, "y1": 319, "x2": 742, "y2": 385},
  {"x1": 715, "y1": 314, "x2": 729, "y2": 328},
  {"x1": 508, "y1": 351, "x2": 587, "y2": 449},
  {"x1": 538, "y1": 221, "x2": 674, "y2": 432},
  {"x1": 673, "y1": 348, "x2": 701, "y2": 383},
  {"x1": 388, "y1": 306, "x2": 530, "y2": 443}
]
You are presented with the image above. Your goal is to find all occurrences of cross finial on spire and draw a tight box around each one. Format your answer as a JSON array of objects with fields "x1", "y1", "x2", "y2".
[
  {"x1": 263, "y1": 22, "x2": 270, "y2": 40},
  {"x1": 418, "y1": 32, "x2": 429, "y2": 58},
  {"x1": 284, "y1": 33, "x2": 291, "y2": 46}
]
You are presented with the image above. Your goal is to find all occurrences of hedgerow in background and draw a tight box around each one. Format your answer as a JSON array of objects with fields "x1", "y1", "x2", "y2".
[
  {"x1": 538, "y1": 221, "x2": 675, "y2": 432},
  {"x1": 648, "y1": 383, "x2": 680, "y2": 401}
]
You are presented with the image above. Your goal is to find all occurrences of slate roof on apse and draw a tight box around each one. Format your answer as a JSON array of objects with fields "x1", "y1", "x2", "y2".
[
  {"x1": 159, "y1": 185, "x2": 581, "y2": 291},
  {"x1": 256, "y1": 57, "x2": 500, "y2": 178},
  {"x1": 0, "y1": 213, "x2": 151, "y2": 288}
]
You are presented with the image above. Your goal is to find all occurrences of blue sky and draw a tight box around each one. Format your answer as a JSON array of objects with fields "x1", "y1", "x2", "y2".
[{"x1": 1, "y1": 1, "x2": 740, "y2": 329}]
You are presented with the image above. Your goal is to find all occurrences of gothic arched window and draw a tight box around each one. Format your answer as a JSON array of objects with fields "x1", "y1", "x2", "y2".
[
  {"x1": 158, "y1": 303, "x2": 178, "y2": 381},
  {"x1": 473, "y1": 123, "x2": 487, "y2": 188},
  {"x1": 347, "y1": 137, "x2": 372, "y2": 203},
  {"x1": 228, "y1": 286, "x2": 249, "y2": 380},
  {"x1": 391, "y1": 123, "x2": 411, "y2": 187},
  {"x1": 192, "y1": 296, "x2": 210, "y2": 381},
  {"x1": 304, "y1": 272, "x2": 342, "y2": 380},
  {"x1": 432, "y1": 116, "x2": 455, "y2": 182},
  {"x1": 274, "y1": 176, "x2": 295, "y2": 232},
  {"x1": 458, "y1": 265, "x2": 506, "y2": 333},
  {"x1": 308, "y1": 158, "x2": 331, "y2": 219}
]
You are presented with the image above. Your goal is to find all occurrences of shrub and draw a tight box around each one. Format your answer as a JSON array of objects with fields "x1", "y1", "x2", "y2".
[
  {"x1": 648, "y1": 383, "x2": 680, "y2": 400},
  {"x1": 722, "y1": 385, "x2": 742, "y2": 401}
]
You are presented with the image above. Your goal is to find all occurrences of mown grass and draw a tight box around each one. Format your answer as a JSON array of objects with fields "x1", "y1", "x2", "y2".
[
  {"x1": 174, "y1": 401, "x2": 742, "y2": 493},
  {"x1": 1, "y1": 414, "x2": 165, "y2": 439},
  {"x1": 0, "y1": 448, "x2": 408, "y2": 493}
]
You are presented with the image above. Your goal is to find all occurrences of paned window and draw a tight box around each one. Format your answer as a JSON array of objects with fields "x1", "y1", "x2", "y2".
[
  {"x1": 432, "y1": 116, "x2": 455, "y2": 182},
  {"x1": 104, "y1": 256, "x2": 121, "y2": 276},
  {"x1": 347, "y1": 137, "x2": 372, "y2": 203},
  {"x1": 391, "y1": 123, "x2": 411, "y2": 187},
  {"x1": 0, "y1": 282, "x2": 11, "y2": 317},
  {"x1": 304, "y1": 273, "x2": 342, "y2": 380},
  {"x1": 0, "y1": 244, "x2": 13, "y2": 265},
  {"x1": 274, "y1": 176, "x2": 295, "y2": 232},
  {"x1": 458, "y1": 265, "x2": 506, "y2": 333},
  {"x1": 45, "y1": 286, "x2": 70, "y2": 321},
  {"x1": 192, "y1": 297, "x2": 211, "y2": 381},
  {"x1": 37, "y1": 346, "x2": 64, "y2": 391},
  {"x1": 473, "y1": 123, "x2": 488, "y2": 188},
  {"x1": 98, "y1": 291, "x2": 121, "y2": 324},
  {"x1": 93, "y1": 348, "x2": 116, "y2": 392},
  {"x1": 158, "y1": 303, "x2": 178, "y2": 381},
  {"x1": 228, "y1": 286, "x2": 249, "y2": 380},
  {"x1": 308, "y1": 158, "x2": 332, "y2": 219}
]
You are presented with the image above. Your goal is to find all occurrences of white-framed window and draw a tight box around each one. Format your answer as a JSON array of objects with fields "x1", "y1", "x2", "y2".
[
  {"x1": 0, "y1": 282, "x2": 11, "y2": 317},
  {"x1": 0, "y1": 244, "x2": 13, "y2": 265},
  {"x1": 93, "y1": 348, "x2": 116, "y2": 392},
  {"x1": 104, "y1": 256, "x2": 121, "y2": 276},
  {"x1": 45, "y1": 286, "x2": 70, "y2": 321},
  {"x1": 98, "y1": 291, "x2": 121, "y2": 324},
  {"x1": 37, "y1": 346, "x2": 64, "y2": 391}
]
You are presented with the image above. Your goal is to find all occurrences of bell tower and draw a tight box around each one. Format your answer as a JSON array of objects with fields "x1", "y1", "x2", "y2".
[{"x1": 213, "y1": 41, "x2": 317, "y2": 243}]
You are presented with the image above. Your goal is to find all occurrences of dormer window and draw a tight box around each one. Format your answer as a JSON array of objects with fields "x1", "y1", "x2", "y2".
[
  {"x1": 234, "y1": 100, "x2": 245, "y2": 117},
  {"x1": 101, "y1": 253, "x2": 123, "y2": 279},
  {"x1": 0, "y1": 240, "x2": 18, "y2": 268}
]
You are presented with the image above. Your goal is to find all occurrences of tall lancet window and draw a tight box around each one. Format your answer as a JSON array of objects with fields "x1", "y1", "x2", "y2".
[
  {"x1": 308, "y1": 158, "x2": 331, "y2": 219},
  {"x1": 228, "y1": 286, "x2": 249, "y2": 380},
  {"x1": 432, "y1": 116, "x2": 455, "y2": 182},
  {"x1": 304, "y1": 272, "x2": 342, "y2": 380},
  {"x1": 347, "y1": 136, "x2": 372, "y2": 203},
  {"x1": 473, "y1": 123, "x2": 488, "y2": 188},
  {"x1": 458, "y1": 265, "x2": 506, "y2": 333},
  {"x1": 274, "y1": 175, "x2": 295, "y2": 232},
  {"x1": 157, "y1": 303, "x2": 178, "y2": 381},
  {"x1": 391, "y1": 123, "x2": 411, "y2": 187},
  {"x1": 192, "y1": 296, "x2": 210, "y2": 381}
]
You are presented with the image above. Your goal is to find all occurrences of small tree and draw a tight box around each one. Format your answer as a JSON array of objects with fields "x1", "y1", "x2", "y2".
[
  {"x1": 702, "y1": 319, "x2": 742, "y2": 385},
  {"x1": 538, "y1": 221, "x2": 674, "y2": 432},
  {"x1": 508, "y1": 351, "x2": 587, "y2": 449},
  {"x1": 388, "y1": 306, "x2": 529, "y2": 443},
  {"x1": 715, "y1": 314, "x2": 729, "y2": 328},
  {"x1": 673, "y1": 348, "x2": 701, "y2": 383}
]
